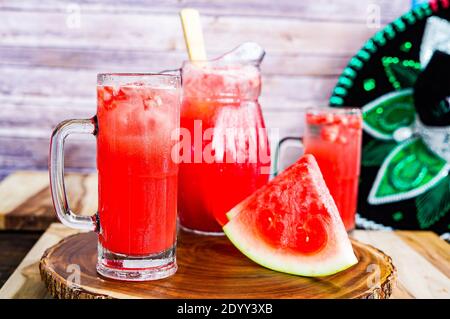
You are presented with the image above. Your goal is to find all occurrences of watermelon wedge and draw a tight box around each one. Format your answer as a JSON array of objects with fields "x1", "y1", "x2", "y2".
[{"x1": 223, "y1": 154, "x2": 358, "y2": 277}]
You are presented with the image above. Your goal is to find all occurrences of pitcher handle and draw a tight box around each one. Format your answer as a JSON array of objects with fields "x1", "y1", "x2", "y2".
[{"x1": 49, "y1": 118, "x2": 98, "y2": 231}]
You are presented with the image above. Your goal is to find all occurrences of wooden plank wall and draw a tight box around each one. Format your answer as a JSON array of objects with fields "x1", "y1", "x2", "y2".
[{"x1": 0, "y1": 0, "x2": 409, "y2": 177}]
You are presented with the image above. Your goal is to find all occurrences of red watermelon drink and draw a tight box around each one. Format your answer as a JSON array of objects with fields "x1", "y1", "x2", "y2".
[
  {"x1": 303, "y1": 108, "x2": 362, "y2": 231},
  {"x1": 178, "y1": 61, "x2": 271, "y2": 234},
  {"x1": 96, "y1": 74, "x2": 181, "y2": 257},
  {"x1": 49, "y1": 73, "x2": 181, "y2": 281}
]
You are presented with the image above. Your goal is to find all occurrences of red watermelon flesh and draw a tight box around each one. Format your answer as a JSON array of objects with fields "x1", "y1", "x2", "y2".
[{"x1": 223, "y1": 154, "x2": 357, "y2": 276}]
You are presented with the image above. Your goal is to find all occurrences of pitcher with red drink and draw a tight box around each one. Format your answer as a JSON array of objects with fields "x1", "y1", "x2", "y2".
[{"x1": 177, "y1": 56, "x2": 271, "y2": 235}]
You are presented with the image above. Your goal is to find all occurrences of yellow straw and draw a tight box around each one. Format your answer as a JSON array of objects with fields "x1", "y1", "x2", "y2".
[{"x1": 179, "y1": 8, "x2": 207, "y2": 61}]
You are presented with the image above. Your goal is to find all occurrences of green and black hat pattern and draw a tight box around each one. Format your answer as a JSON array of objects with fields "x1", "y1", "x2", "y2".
[{"x1": 330, "y1": 0, "x2": 450, "y2": 236}]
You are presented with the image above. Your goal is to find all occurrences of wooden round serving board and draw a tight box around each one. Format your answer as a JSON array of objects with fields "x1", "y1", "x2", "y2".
[{"x1": 39, "y1": 230, "x2": 396, "y2": 299}]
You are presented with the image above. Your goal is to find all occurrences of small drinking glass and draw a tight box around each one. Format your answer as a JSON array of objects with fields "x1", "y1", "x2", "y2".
[{"x1": 275, "y1": 107, "x2": 363, "y2": 231}]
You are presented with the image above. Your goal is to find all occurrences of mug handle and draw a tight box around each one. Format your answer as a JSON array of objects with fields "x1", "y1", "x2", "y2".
[
  {"x1": 49, "y1": 118, "x2": 98, "y2": 231},
  {"x1": 273, "y1": 136, "x2": 304, "y2": 176}
]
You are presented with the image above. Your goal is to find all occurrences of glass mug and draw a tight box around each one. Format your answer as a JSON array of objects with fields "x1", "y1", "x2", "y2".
[
  {"x1": 49, "y1": 73, "x2": 181, "y2": 281},
  {"x1": 275, "y1": 107, "x2": 363, "y2": 231}
]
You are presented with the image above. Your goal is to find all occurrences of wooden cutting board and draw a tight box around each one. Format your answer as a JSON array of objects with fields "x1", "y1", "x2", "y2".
[
  {"x1": 38, "y1": 231, "x2": 395, "y2": 299},
  {"x1": 0, "y1": 171, "x2": 97, "y2": 230},
  {"x1": 1, "y1": 224, "x2": 449, "y2": 299}
]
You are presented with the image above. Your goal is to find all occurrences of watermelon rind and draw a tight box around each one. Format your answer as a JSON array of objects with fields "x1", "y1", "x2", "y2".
[
  {"x1": 224, "y1": 221, "x2": 357, "y2": 277},
  {"x1": 226, "y1": 209, "x2": 239, "y2": 220}
]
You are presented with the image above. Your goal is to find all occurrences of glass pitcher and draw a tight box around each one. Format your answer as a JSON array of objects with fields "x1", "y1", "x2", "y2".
[{"x1": 177, "y1": 60, "x2": 271, "y2": 234}]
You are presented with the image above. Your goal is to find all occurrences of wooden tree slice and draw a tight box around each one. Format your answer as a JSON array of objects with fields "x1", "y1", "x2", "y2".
[{"x1": 39, "y1": 230, "x2": 396, "y2": 299}]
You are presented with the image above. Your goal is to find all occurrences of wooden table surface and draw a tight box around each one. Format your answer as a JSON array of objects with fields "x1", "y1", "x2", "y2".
[
  {"x1": 0, "y1": 171, "x2": 97, "y2": 231},
  {"x1": 0, "y1": 231, "x2": 42, "y2": 287},
  {"x1": 0, "y1": 223, "x2": 449, "y2": 299}
]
